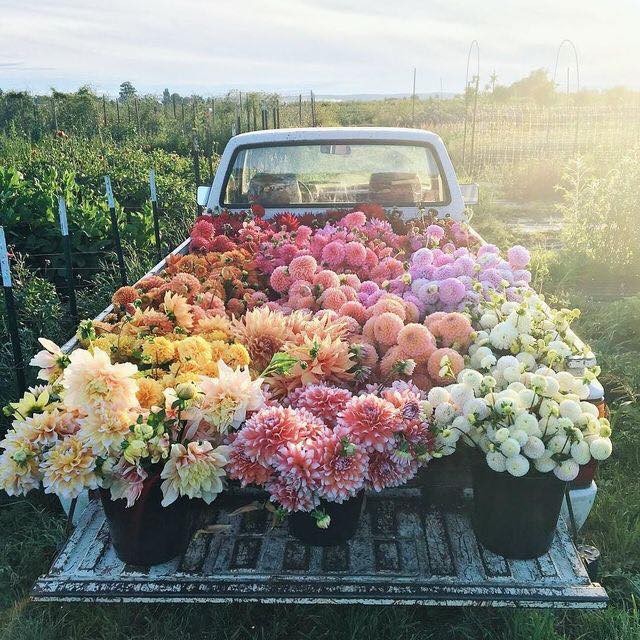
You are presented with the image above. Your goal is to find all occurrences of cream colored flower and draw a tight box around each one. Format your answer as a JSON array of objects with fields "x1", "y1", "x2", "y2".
[
  {"x1": 62, "y1": 348, "x2": 139, "y2": 415},
  {"x1": 41, "y1": 435, "x2": 98, "y2": 499},
  {"x1": 29, "y1": 338, "x2": 68, "y2": 382},
  {"x1": 0, "y1": 450, "x2": 41, "y2": 496},
  {"x1": 160, "y1": 441, "x2": 230, "y2": 506},
  {"x1": 187, "y1": 361, "x2": 266, "y2": 434},
  {"x1": 78, "y1": 410, "x2": 135, "y2": 456}
]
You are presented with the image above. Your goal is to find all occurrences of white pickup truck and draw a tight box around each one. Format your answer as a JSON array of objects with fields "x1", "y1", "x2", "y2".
[{"x1": 36, "y1": 127, "x2": 606, "y2": 608}]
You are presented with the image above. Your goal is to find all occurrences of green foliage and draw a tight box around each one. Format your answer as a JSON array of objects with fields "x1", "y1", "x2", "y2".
[{"x1": 556, "y1": 155, "x2": 640, "y2": 277}]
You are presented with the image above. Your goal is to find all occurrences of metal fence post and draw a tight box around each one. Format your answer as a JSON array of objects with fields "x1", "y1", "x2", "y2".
[
  {"x1": 57, "y1": 197, "x2": 78, "y2": 325},
  {"x1": 0, "y1": 227, "x2": 26, "y2": 395},
  {"x1": 149, "y1": 169, "x2": 162, "y2": 263},
  {"x1": 104, "y1": 176, "x2": 127, "y2": 286}
]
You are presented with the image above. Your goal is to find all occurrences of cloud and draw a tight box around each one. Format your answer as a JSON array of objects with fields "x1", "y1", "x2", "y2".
[{"x1": 0, "y1": 0, "x2": 636, "y2": 94}]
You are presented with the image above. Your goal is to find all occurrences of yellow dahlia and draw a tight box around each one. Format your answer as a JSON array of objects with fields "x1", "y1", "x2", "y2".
[
  {"x1": 141, "y1": 337, "x2": 176, "y2": 366},
  {"x1": 174, "y1": 336, "x2": 212, "y2": 366},
  {"x1": 194, "y1": 315, "x2": 232, "y2": 336},
  {"x1": 160, "y1": 441, "x2": 230, "y2": 506},
  {"x1": 62, "y1": 348, "x2": 139, "y2": 415},
  {"x1": 40, "y1": 435, "x2": 98, "y2": 499},
  {"x1": 136, "y1": 377, "x2": 164, "y2": 409},
  {"x1": 223, "y1": 343, "x2": 251, "y2": 368},
  {"x1": 231, "y1": 307, "x2": 292, "y2": 373}
]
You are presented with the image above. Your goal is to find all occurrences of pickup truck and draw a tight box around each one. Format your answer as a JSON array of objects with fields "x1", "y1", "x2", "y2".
[{"x1": 34, "y1": 127, "x2": 607, "y2": 608}]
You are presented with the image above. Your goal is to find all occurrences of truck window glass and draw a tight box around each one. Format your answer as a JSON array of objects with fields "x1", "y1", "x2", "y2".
[{"x1": 222, "y1": 143, "x2": 447, "y2": 207}]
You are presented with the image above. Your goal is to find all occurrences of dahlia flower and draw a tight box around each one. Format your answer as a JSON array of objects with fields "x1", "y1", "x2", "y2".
[
  {"x1": 29, "y1": 338, "x2": 69, "y2": 382},
  {"x1": 291, "y1": 383, "x2": 353, "y2": 427},
  {"x1": 337, "y1": 394, "x2": 400, "y2": 452},
  {"x1": 367, "y1": 449, "x2": 418, "y2": 491},
  {"x1": 317, "y1": 431, "x2": 368, "y2": 502},
  {"x1": 0, "y1": 447, "x2": 42, "y2": 496},
  {"x1": 62, "y1": 348, "x2": 138, "y2": 415},
  {"x1": 40, "y1": 435, "x2": 98, "y2": 500},
  {"x1": 163, "y1": 292, "x2": 193, "y2": 330},
  {"x1": 239, "y1": 406, "x2": 323, "y2": 465},
  {"x1": 78, "y1": 410, "x2": 136, "y2": 456},
  {"x1": 160, "y1": 441, "x2": 230, "y2": 506},
  {"x1": 103, "y1": 458, "x2": 148, "y2": 508},
  {"x1": 190, "y1": 361, "x2": 265, "y2": 433},
  {"x1": 226, "y1": 447, "x2": 273, "y2": 487}
]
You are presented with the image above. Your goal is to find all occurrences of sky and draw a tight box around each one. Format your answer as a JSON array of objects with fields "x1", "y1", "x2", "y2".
[{"x1": 0, "y1": 0, "x2": 638, "y2": 96}]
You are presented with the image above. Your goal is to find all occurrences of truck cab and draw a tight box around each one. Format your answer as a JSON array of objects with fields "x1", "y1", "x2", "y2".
[{"x1": 198, "y1": 127, "x2": 477, "y2": 219}]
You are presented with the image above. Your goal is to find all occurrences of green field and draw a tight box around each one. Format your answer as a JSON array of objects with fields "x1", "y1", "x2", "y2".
[{"x1": 0, "y1": 92, "x2": 639, "y2": 638}]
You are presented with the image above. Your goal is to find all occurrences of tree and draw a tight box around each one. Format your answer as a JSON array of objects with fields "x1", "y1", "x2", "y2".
[
  {"x1": 162, "y1": 88, "x2": 171, "y2": 105},
  {"x1": 119, "y1": 81, "x2": 137, "y2": 102},
  {"x1": 508, "y1": 69, "x2": 555, "y2": 105}
]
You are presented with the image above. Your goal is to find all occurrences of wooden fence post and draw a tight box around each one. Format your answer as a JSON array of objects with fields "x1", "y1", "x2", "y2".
[
  {"x1": 149, "y1": 169, "x2": 162, "y2": 263},
  {"x1": 0, "y1": 227, "x2": 26, "y2": 395},
  {"x1": 104, "y1": 176, "x2": 127, "y2": 286},
  {"x1": 57, "y1": 197, "x2": 78, "y2": 325}
]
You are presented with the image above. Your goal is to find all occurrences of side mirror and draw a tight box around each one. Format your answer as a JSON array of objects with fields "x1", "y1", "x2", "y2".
[
  {"x1": 197, "y1": 186, "x2": 212, "y2": 207},
  {"x1": 459, "y1": 183, "x2": 479, "y2": 206}
]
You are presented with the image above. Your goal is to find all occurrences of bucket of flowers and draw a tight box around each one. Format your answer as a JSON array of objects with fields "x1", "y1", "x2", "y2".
[
  {"x1": 227, "y1": 379, "x2": 437, "y2": 546},
  {"x1": 430, "y1": 358, "x2": 612, "y2": 558},
  {"x1": 1, "y1": 335, "x2": 267, "y2": 565}
]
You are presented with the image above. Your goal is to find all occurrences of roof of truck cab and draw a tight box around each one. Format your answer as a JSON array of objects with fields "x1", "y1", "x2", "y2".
[{"x1": 228, "y1": 127, "x2": 442, "y2": 145}]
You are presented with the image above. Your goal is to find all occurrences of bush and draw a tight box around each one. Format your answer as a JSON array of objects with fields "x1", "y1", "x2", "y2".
[{"x1": 556, "y1": 155, "x2": 640, "y2": 277}]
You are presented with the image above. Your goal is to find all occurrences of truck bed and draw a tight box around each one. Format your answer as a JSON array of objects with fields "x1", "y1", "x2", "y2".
[{"x1": 32, "y1": 488, "x2": 607, "y2": 608}]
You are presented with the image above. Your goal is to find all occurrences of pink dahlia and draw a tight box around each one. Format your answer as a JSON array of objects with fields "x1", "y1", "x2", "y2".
[
  {"x1": 367, "y1": 450, "x2": 418, "y2": 491},
  {"x1": 321, "y1": 241, "x2": 346, "y2": 268},
  {"x1": 397, "y1": 323, "x2": 437, "y2": 362},
  {"x1": 289, "y1": 255, "x2": 318, "y2": 281},
  {"x1": 345, "y1": 241, "x2": 367, "y2": 267},
  {"x1": 425, "y1": 224, "x2": 445, "y2": 243},
  {"x1": 270, "y1": 266, "x2": 293, "y2": 293},
  {"x1": 339, "y1": 211, "x2": 367, "y2": 229},
  {"x1": 431, "y1": 312, "x2": 473, "y2": 349},
  {"x1": 292, "y1": 383, "x2": 353, "y2": 428},
  {"x1": 319, "y1": 287, "x2": 348, "y2": 311},
  {"x1": 313, "y1": 269, "x2": 341, "y2": 290},
  {"x1": 373, "y1": 312, "x2": 405, "y2": 346},
  {"x1": 273, "y1": 440, "x2": 324, "y2": 488},
  {"x1": 239, "y1": 406, "x2": 323, "y2": 465},
  {"x1": 339, "y1": 301, "x2": 367, "y2": 325},
  {"x1": 337, "y1": 395, "x2": 400, "y2": 452},
  {"x1": 227, "y1": 446, "x2": 273, "y2": 487},
  {"x1": 266, "y1": 475, "x2": 319, "y2": 512},
  {"x1": 317, "y1": 431, "x2": 368, "y2": 502}
]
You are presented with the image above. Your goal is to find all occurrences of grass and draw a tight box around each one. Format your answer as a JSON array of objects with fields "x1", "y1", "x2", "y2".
[{"x1": 0, "y1": 220, "x2": 639, "y2": 640}]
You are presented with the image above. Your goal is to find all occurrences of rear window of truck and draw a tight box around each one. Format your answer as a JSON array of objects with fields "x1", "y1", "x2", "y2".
[{"x1": 222, "y1": 142, "x2": 449, "y2": 208}]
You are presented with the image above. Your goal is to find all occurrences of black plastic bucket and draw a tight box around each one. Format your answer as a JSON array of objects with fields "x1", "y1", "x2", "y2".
[
  {"x1": 471, "y1": 463, "x2": 566, "y2": 559},
  {"x1": 288, "y1": 492, "x2": 365, "y2": 546},
  {"x1": 100, "y1": 473, "x2": 197, "y2": 565}
]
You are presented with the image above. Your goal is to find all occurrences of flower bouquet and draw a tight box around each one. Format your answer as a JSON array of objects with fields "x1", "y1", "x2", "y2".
[
  {"x1": 1, "y1": 338, "x2": 266, "y2": 564},
  {"x1": 429, "y1": 362, "x2": 611, "y2": 557},
  {"x1": 227, "y1": 381, "x2": 436, "y2": 545}
]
